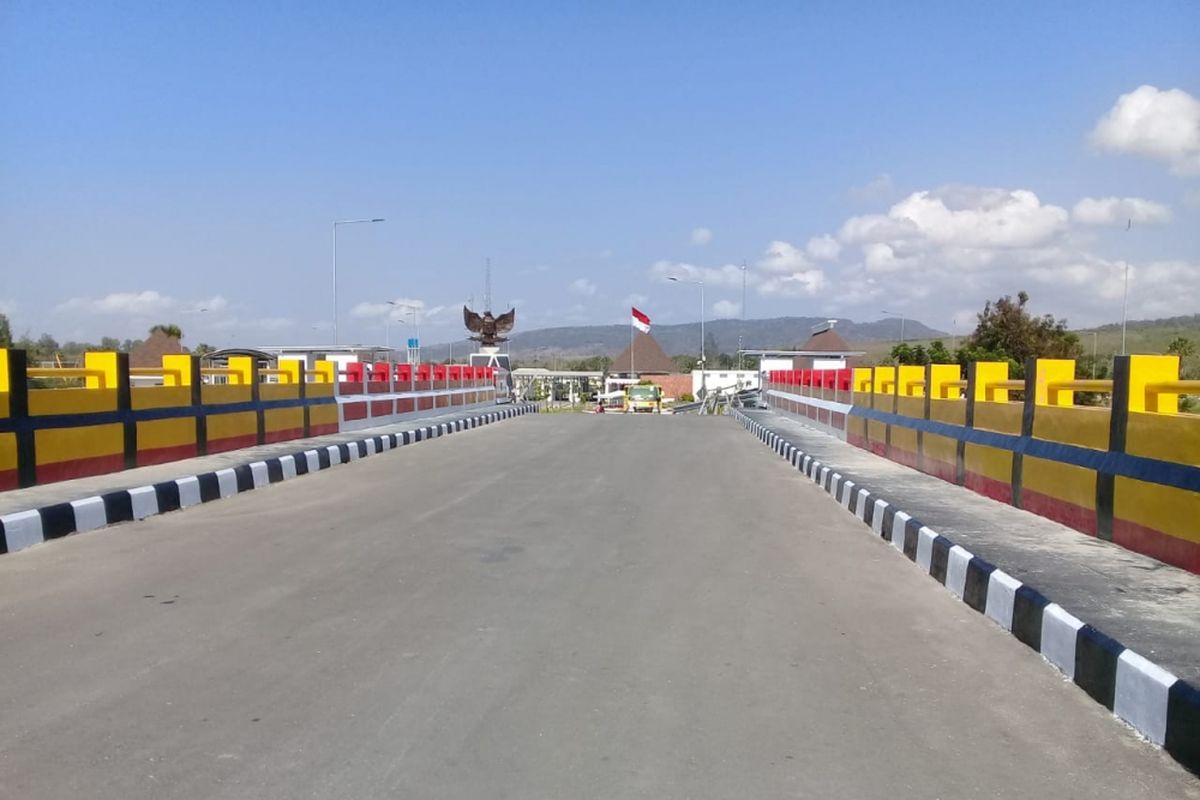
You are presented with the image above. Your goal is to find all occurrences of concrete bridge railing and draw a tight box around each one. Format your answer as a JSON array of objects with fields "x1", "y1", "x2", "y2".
[
  {"x1": 764, "y1": 355, "x2": 1200, "y2": 573},
  {"x1": 0, "y1": 349, "x2": 500, "y2": 490}
]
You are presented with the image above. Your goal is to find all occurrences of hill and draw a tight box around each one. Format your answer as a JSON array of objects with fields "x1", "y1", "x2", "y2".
[
  {"x1": 421, "y1": 316, "x2": 946, "y2": 361},
  {"x1": 851, "y1": 314, "x2": 1200, "y2": 365}
]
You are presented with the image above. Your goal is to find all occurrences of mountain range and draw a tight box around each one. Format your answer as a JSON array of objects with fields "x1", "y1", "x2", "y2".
[{"x1": 422, "y1": 316, "x2": 948, "y2": 360}]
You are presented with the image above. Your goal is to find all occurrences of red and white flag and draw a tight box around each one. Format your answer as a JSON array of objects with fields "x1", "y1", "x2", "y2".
[{"x1": 631, "y1": 307, "x2": 651, "y2": 333}]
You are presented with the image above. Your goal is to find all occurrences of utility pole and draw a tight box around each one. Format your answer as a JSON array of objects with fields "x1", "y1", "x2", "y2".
[
  {"x1": 331, "y1": 217, "x2": 384, "y2": 344},
  {"x1": 484, "y1": 258, "x2": 492, "y2": 313},
  {"x1": 739, "y1": 261, "x2": 747, "y2": 370},
  {"x1": 1121, "y1": 218, "x2": 1132, "y2": 356}
]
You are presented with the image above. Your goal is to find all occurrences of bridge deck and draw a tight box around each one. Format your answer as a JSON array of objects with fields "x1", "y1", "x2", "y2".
[
  {"x1": 0, "y1": 406, "x2": 498, "y2": 518},
  {"x1": 743, "y1": 407, "x2": 1200, "y2": 686},
  {"x1": 0, "y1": 415, "x2": 1193, "y2": 797}
]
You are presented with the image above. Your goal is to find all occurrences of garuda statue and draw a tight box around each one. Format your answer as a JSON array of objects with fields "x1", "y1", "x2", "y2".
[{"x1": 464, "y1": 306, "x2": 516, "y2": 347}]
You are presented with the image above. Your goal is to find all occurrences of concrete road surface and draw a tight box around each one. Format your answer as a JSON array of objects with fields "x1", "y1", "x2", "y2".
[{"x1": 0, "y1": 415, "x2": 1195, "y2": 799}]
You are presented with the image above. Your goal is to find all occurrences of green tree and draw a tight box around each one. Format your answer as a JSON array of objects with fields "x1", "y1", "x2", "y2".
[
  {"x1": 1167, "y1": 336, "x2": 1199, "y2": 412},
  {"x1": 1167, "y1": 336, "x2": 1195, "y2": 360},
  {"x1": 927, "y1": 340, "x2": 953, "y2": 364},
  {"x1": 35, "y1": 333, "x2": 60, "y2": 359},
  {"x1": 99, "y1": 336, "x2": 122, "y2": 351},
  {"x1": 672, "y1": 354, "x2": 699, "y2": 372},
  {"x1": 564, "y1": 355, "x2": 612, "y2": 372},
  {"x1": 193, "y1": 342, "x2": 216, "y2": 357},
  {"x1": 1075, "y1": 357, "x2": 1111, "y2": 407},
  {"x1": 888, "y1": 343, "x2": 930, "y2": 366},
  {"x1": 960, "y1": 291, "x2": 1081, "y2": 374},
  {"x1": 0, "y1": 313, "x2": 11, "y2": 348},
  {"x1": 150, "y1": 323, "x2": 183, "y2": 339}
]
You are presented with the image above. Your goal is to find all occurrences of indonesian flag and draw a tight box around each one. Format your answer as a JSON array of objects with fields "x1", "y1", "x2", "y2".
[{"x1": 631, "y1": 307, "x2": 651, "y2": 333}]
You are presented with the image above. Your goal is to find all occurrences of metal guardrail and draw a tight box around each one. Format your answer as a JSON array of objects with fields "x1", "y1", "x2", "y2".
[{"x1": 26, "y1": 367, "x2": 108, "y2": 387}]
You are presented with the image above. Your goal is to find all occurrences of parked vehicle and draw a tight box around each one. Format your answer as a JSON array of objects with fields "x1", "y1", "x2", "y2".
[{"x1": 624, "y1": 384, "x2": 662, "y2": 414}]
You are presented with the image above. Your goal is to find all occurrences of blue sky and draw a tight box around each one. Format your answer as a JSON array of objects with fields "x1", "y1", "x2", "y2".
[{"x1": 2, "y1": 1, "x2": 1198, "y2": 348}]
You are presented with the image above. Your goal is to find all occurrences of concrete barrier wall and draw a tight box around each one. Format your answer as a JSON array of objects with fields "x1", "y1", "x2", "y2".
[
  {"x1": 0, "y1": 349, "x2": 499, "y2": 490},
  {"x1": 765, "y1": 355, "x2": 1200, "y2": 573}
]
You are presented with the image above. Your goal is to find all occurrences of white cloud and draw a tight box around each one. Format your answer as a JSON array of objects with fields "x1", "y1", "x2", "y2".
[
  {"x1": 55, "y1": 290, "x2": 177, "y2": 316},
  {"x1": 649, "y1": 260, "x2": 746, "y2": 288},
  {"x1": 757, "y1": 270, "x2": 827, "y2": 297},
  {"x1": 351, "y1": 301, "x2": 395, "y2": 320},
  {"x1": 647, "y1": 180, "x2": 1196, "y2": 327},
  {"x1": 1090, "y1": 85, "x2": 1200, "y2": 176},
  {"x1": 690, "y1": 226, "x2": 714, "y2": 246},
  {"x1": 1072, "y1": 196, "x2": 1173, "y2": 226},
  {"x1": 623, "y1": 293, "x2": 648, "y2": 307},
  {"x1": 754, "y1": 241, "x2": 826, "y2": 297},
  {"x1": 711, "y1": 300, "x2": 741, "y2": 318},
  {"x1": 796, "y1": 183, "x2": 1198, "y2": 325},
  {"x1": 862, "y1": 242, "x2": 918, "y2": 274},
  {"x1": 1130, "y1": 260, "x2": 1200, "y2": 317},
  {"x1": 806, "y1": 234, "x2": 841, "y2": 262},
  {"x1": 849, "y1": 173, "x2": 896, "y2": 202},
  {"x1": 351, "y1": 297, "x2": 438, "y2": 321},
  {"x1": 758, "y1": 240, "x2": 812, "y2": 274},
  {"x1": 841, "y1": 186, "x2": 1069, "y2": 251},
  {"x1": 568, "y1": 278, "x2": 597, "y2": 296},
  {"x1": 649, "y1": 246, "x2": 824, "y2": 300}
]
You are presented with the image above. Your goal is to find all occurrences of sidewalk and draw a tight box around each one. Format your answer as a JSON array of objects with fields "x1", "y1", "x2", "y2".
[
  {"x1": 0, "y1": 404, "x2": 507, "y2": 518},
  {"x1": 740, "y1": 407, "x2": 1200, "y2": 686}
]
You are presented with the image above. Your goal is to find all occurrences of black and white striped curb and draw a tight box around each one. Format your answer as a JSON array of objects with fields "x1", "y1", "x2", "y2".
[
  {"x1": 732, "y1": 408, "x2": 1200, "y2": 774},
  {"x1": 0, "y1": 404, "x2": 538, "y2": 557}
]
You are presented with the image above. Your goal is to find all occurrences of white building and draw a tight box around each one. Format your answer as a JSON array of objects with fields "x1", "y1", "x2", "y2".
[{"x1": 693, "y1": 369, "x2": 759, "y2": 396}]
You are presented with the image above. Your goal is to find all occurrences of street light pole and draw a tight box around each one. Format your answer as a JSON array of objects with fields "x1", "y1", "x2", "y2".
[
  {"x1": 668, "y1": 276, "x2": 707, "y2": 398},
  {"x1": 735, "y1": 262, "x2": 748, "y2": 370},
  {"x1": 1120, "y1": 217, "x2": 1132, "y2": 356},
  {"x1": 881, "y1": 309, "x2": 906, "y2": 343},
  {"x1": 332, "y1": 217, "x2": 385, "y2": 345},
  {"x1": 1121, "y1": 260, "x2": 1130, "y2": 356}
]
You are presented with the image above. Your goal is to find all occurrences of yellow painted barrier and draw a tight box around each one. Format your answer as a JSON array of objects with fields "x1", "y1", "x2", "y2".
[{"x1": 0, "y1": 350, "x2": 350, "y2": 490}]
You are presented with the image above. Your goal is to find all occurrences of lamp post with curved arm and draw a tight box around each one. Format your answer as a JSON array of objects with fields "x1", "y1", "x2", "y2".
[
  {"x1": 332, "y1": 217, "x2": 385, "y2": 344},
  {"x1": 881, "y1": 309, "x2": 906, "y2": 344},
  {"x1": 668, "y1": 276, "x2": 706, "y2": 399}
]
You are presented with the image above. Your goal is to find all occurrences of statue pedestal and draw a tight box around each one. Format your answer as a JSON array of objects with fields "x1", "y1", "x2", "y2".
[{"x1": 469, "y1": 346, "x2": 513, "y2": 400}]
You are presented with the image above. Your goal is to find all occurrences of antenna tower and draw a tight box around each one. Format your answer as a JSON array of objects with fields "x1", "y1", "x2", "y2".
[{"x1": 484, "y1": 257, "x2": 492, "y2": 313}]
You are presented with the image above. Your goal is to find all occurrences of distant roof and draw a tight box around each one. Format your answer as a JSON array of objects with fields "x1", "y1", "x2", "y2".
[
  {"x1": 796, "y1": 326, "x2": 854, "y2": 354},
  {"x1": 130, "y1": 330, "x2": 187, "y2": 368},
  {"x1": 611, "y1": 332, "x2": 677, "y2": 374},
  {"x1": 251, "y1": 344, "x2": 399, "y2": 355},
  {"x1": 740, "y1": 349, "x2": 866, "y2": 357}
]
